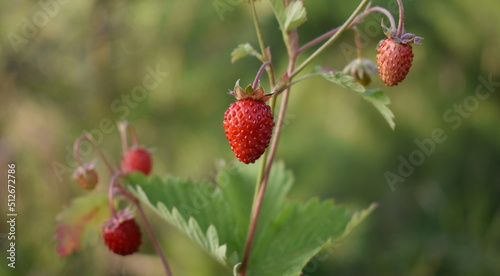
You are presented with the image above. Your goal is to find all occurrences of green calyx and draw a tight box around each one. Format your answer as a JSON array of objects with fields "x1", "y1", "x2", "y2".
[{"x1": 229, "y1": 79, "x2": 272, "y2": 102}]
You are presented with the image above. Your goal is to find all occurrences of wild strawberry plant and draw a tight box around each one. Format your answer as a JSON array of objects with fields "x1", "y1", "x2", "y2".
[{"x1": 55, "y1": 1, "x2": 422, "y2": 275}]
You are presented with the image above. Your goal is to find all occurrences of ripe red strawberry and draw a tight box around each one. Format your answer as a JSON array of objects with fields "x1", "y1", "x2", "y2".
[
  {"x1": 121, "y1": 147, "x2": 152, "y2": 175},
  {"x1": 224, "y1": 82, "x2": 274, "y2": 164},
  {"x1": 103, "y1": 216, "x2": 141, "y2": 256},
  {"x1": 376, "y1": 26, "x2": 423, "y2": 87}
]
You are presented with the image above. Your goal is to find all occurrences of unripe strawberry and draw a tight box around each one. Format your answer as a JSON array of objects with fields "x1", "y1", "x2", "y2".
[
  {"x1": 224, "y1": 81, "x2": 274, "y2": 164},
  {"x1": 73, "y1": 163, "x2": 98, "y2": 190},
  {"x1": 121, "y1": 147, "x2": 152, "y2": 175},
  {"x1": 103, "y1": 215, "x2": 141, "y2": 256},
  {"x1": 343, "y1": 58, "x2": 377, "y2": 86}
]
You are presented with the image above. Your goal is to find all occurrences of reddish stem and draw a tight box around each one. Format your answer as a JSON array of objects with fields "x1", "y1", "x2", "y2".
[
  {"x1": 239, "y1": 29, "x2": 298, "y2": 276},
  {"x1": 297, "y1": 6, "x2": 396, "y2": 54},
  {"x1": 252, "y1": 62, "x2": 271, "y2": 90},
  {"x1": 396, "y1": 0, "x2": 405, "y2": 37},
  {"x1": 73, "y1": 135, "x2": 114, "y2": 175},
  {"x1": 111, "y1": 172, "x2": 173, "y2": 276}
]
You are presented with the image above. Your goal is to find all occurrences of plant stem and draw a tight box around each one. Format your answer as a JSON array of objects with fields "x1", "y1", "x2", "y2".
[
  {"x1": 352, "y1": 27, "x2": 363, "y2": 60},
  {"x1": 118, "y1": 178, "x2": 173, "y2": 276},
  {"x1": 396, "y1": 0, "x2": 405, "y2": 37},
  {"x1": 240, "y1": 26, "x2": 299, "y2": 276},
  {"x1": 370, "y1": 6, "x2": 396, "y2": 31},
  {"x1": 252, "y1": 62, "x2": 271, "y2": 90},
  {"x1": 118, "y1": 121, "x2": 129, "y2": 153},
  {"x1": 291, "y1": 0, "x2": 370, "y2": 79},
  {"x1": 108, "y1": 172, "x2": 120, "y2": 218},
  {"x1": 73, "y1": 135, "x2": 114, "y2": 175},
  {"x1": 133, "y1": 196, "x2": 173, "y2": 276},
  {"x1": 241, "y1": 1, "x2": 372, "y2": 275},
  {"x1": 297, "y1": 4, "x2": 395, "y2": 54}
]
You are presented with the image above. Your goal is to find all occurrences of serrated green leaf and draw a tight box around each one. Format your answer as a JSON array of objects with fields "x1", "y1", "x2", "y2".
[
  {"x1": 312, "y1": 67, "x2": 366, "y2": 93},
  {"x1": 231, "y1": 43, "x2": 258, "y2": 63},
  {"x1": 126, "y1": 163, "x2": 374, "y2": 276},
  {"x1": 313, "y1": 68, "x2": 396, "y2": 129},
  {"x1": 284, "y1": 1, "x2": 307, "y2": 30}
]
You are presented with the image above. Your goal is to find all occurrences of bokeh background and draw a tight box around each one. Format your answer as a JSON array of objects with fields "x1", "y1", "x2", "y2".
[{"x1": 1, "y1": 0, "x2": 499, "y2": 275}]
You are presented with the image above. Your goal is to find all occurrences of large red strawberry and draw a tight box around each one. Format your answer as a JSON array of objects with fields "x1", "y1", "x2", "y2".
[
  {"x1": 121, "y1": 147, "x2": 152, "y2": 175},
  {"x1": 376, "y1": 28, "x2": 422, "y2": 86},
  {"x1": 224, "y1": 82, "x2": 274, "y2": 164},
  {"x1": 103, "y1": 214, "x2": 142, "y2": 256}
]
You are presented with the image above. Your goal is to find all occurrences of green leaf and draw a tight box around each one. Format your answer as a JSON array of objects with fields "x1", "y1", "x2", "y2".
[
  {"x1": 313, "y1": 68, "x2": 396, "y2": 129},
  {"x1": 267, "y1": 0, "x2": 286, "y2": 30},
  {"x1": 231, "y1": 43, "x2": 258, "y2": 63},
  {"x1": 284, "y1": 1, "x2": 307, "y2": 30},
  {"x1": 55, "y1": 193, "x2": 110, "y2": 256},
  {"x1": 126, "y1": 162, "x2": 374, "y2": 276},
  {"x1": 312, "y1": 67, "x2": 366, "y2": 93},
  {"x1": 362, "y1": 89, "x2": 395, "y2": 129}
]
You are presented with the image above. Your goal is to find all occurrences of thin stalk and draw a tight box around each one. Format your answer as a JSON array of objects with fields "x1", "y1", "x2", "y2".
[
  {"x1": 118, "y1": 121, "x2": 129, "y2": 153},
  {"x1": 240, "y1": 42, "x2": 298, "y2": 276},
  {"x1": 252, "y1": 62, "x2": 271, "y2": 90},
  {"x1": 249, "y1": 0, "x2": 276, "y2": 206},
  {"x1": 297, "y1": 5, "x2": 395, "y2": 54},
  {"x1": 291, "y1": 0, "x2": 370, "y2": 79},
  {"x1": 73, "y1": 135, "x2": 114, "y2": 175},
  {"x1": 352, "y1": 27, "x2": 363, "y2": 60},
  {"x1": 117, "y1": 178, "x2": 173, "y2": 276},
  {"x1": 108, "y1": 172, "x2": 120, "y2": 218},
  {"x1": 396, "y1": 0, "x2": 405, "y2": 37}
]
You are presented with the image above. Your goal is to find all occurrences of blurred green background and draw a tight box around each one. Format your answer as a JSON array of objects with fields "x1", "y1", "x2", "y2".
[{"x1": 1, "y1": 0, "x2": 499, "y2": 275}]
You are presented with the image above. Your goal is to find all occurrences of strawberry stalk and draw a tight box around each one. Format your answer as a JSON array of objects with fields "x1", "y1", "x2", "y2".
[
  {"x1": 108, "y1": 171, "x2": 173, "y2": 276},
  {"x1": 73, "y1": 134, "x2": 114, "y2": 175},
  {"x1": 396, "y1": 0, "x2": 405, "y2": 37},
  {"x1": 252, "y1": 62, "x2": 271, "y2": 90},
  {"x1": 297, "y1": 3, "x2": 396, "y2": 55},
  {"x1": 240, "y1": 1, "x2": 372, "y2": 275}
]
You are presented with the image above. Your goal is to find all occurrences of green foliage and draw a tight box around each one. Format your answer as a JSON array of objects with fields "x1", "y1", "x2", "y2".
[
  {"x1": 231, "y1": 43, "x2": 259, "y2": 63},
  {"x1": 312, "y1": 68, "x2": 395, "y2": 129},
  {"x1": 126, "y1": 162, "x2": 375, "y2": 275},
  {"x1": 268, "y1": 0, "x2": 307, "y2": 31},
  {"x1": 55, "y1": 193, "x2": 110, "y2": 256}
]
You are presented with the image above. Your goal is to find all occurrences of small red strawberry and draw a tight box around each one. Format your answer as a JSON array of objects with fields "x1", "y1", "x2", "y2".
[
  {"x1": 224, "y1": 81, "x2": 274, "y2": 164},
  {"x1": 121, "y1": 147, "x2": 152, "y2": 175},
  {"x1": 73, "y1": 163, "x2": 99, "y2": 190},
  {"x1": 103, "y1": 214, "x2": 141, "y2": 256},
  {"x1": 376, "y1": 22, "x2": 422, "y2": 86}
]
